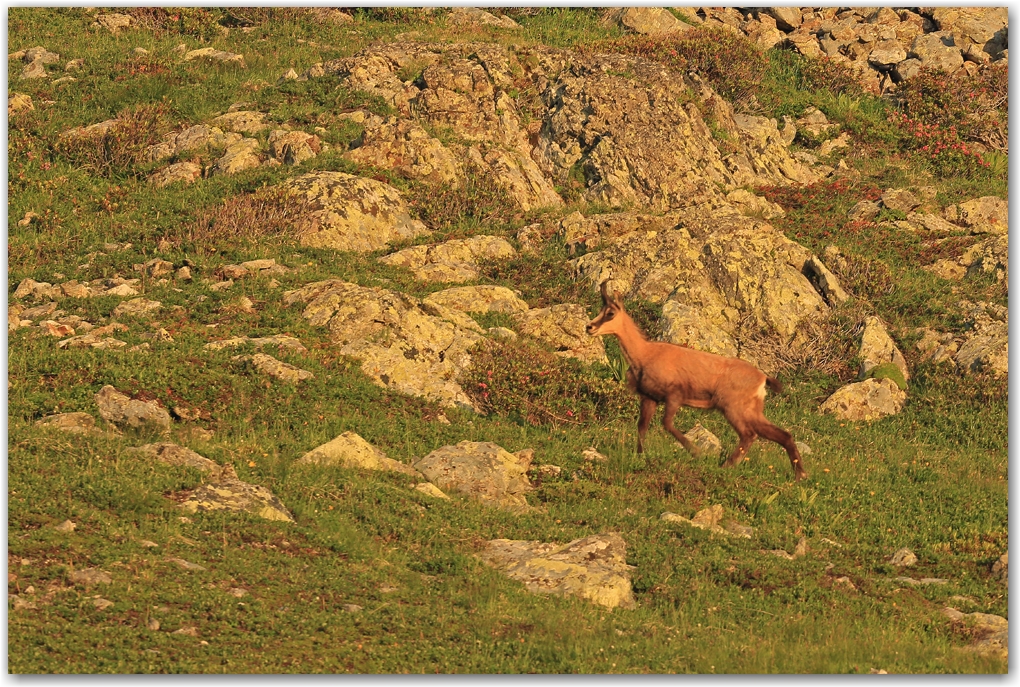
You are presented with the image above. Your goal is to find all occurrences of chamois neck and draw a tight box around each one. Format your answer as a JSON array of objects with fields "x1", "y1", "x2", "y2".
[{"x1": 612, "y1": 311, "x2": 651, "y2": 365}]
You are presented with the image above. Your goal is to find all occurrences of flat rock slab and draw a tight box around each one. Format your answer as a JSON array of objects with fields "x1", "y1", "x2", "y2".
[
  {"x1": 57, "y1": 334, "x2": 128, "y2": 350},
  {"x1": 819, "y1": 378, "x2": 906, "y2": 421},
  {"x1": 69, "y1": 568, "x2": 112, "y2": 586},
  {"x1": 943, "y1": 607, "x2": 1008, "y2": 660},
  {"x1": 184, "y1": 48, "x2": 245, "y2": 66},
  {"x1": 378, "y1": 235, "x2": 516, "y2": 283},
  {"x1": 205, "y1": 334, "x2": 307, "y2": 353},
  {"x1": 130, "y1": 443, "x2": 219, "y2": 473},
  {"x1": 284, "y1": 171, "x2": 428, "y2": 252},
  {"x1": 684, "y1": 423, "x2": 722, "y2": 457},
  {"x1": 413, "y1": 441, "x2": 534, "y2": 511},
  {"x1": 477, "y1": 532, "x2": 636, "y2": 609},
  {"x1": 95, "y1": 385, "x2": 171, "y2": 431},
  {"x1": 234, "y1": 353, "x2": 314, "y2": 383},
  {"x1": 112, "y1": 298, "x2": 163, "y2": 319},
  {"x1": 296, "y1": 431, "x2": 420, "y2": 476},
  {"x1": 179, "y1": 465, "x2": 294, "y2": 522},
  {"x1": 35, "y1": 412, "x2": 97, "y2": 434},
  {"x1": 283, "y1": 279, "x2": 484, "y2": 409}
]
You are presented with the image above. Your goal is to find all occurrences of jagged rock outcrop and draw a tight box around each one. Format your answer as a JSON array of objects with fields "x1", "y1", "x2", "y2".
[
  {"x1": 477, "y1": 532, "x2": 636, "y2": 609},
  {"x1": 283, "y1": 279, "x2": 483, "y2": 409}
]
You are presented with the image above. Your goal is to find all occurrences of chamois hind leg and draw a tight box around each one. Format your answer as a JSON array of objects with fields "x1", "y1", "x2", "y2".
[
  {"x1": 754, "y1": 419, "x2": 808, "y2": 481},
  {"x1": 636, "y1": 396, "x2": 656, "y2": 454},
  {"x1": 662, "y1": 399, "x2": 701, "y2": 458},
  {"x1": 719, "y1": 404, "x2": 758, "y2": 468}
]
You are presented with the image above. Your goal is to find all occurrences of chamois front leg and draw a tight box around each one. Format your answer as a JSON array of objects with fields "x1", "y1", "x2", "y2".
[
  {"x1": 662, "y1": 399, "x2": 701, "y2": 458},
  {"x1": 636, "y1": 396, "x2": 656, "y2": 454}
]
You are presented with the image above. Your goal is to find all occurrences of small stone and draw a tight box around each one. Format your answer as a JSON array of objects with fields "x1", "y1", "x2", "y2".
[
  {"x1": 147, "y1": 618, "x2": 161, "y2": 631},
  {"x1": 890, "y1": 547, "x2": 918, "y2": 567},
  {"x1": 209, "y1": 279, "x2": 233, "y2": 292},
  {"x1": 53, "y1": 519, "x2": 76, "y2": 533},
  {"x1": 833, "y1": 576, "x2": 857, "y2": 591},
  {"x1": 413, "y1": 482, "x2": 449, "y2": 499},
  {"x1": 92, "y1": 598, "x2": 114, "y2": 610},
  {"x1": 684, "y1": 423, "x2": 722, "y2": 456},
  {"x1": 139, "y1": 540, "x2": 159, "y2": 548},
  {"x1": 165, "y1": 557, "x2": 207, "y2": 572},
  {"x1": 582, "y1": 447, "x2": 608, "y2": 463},
  {"x1": 112, "y1": 298, "x2": 162, "y2": 319},
  {"x1": 69, "y1": 568, "x2": 112, "y2": 586},
  {"x1": 229, "y1": 588, "x2": 247, "y2": 598},
  {"x1": 341, "y1": 603, "x2": 362, "y2": 613},
  {"x1": 172, "y1": 626, "x2": 200, "y2": 637},
  {"x1": 176, "y1": 266, "x2": 193, "y2": 282}
]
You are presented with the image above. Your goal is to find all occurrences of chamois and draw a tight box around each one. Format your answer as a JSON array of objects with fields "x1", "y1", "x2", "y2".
[{"x1": 586, "y1": 281, "x2": 807, "y2": 480}]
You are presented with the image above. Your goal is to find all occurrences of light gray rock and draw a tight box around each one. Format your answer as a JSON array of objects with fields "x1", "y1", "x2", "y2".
[
  {"x1": 858, "y1": 316, "x2": 909, "y2": 382},
  {"x1": 514, "y1": 304, "x2": 607, "y2": 364},
  {"x1": 766, "y1": 7, "x2": 803, "y2": 31},
  {"x1": 890, "y1": 547, "x2": 918, "y2": 567},
  {"x1": 684, "y1": 423, "x2": 722, "y2": 457},
  {"x1": 130, "y1": 443, "x2": 219, "y2": 473},
  {"x1": 69, "y1": 568, "x2": 112, "y2": 586},
  {"x1": 233, "y1": 353, "x2": 313, "y2": 383},
  {"x1": 95, "y1": 385, "x2": 171, "y2": 431},
  {"x1": 942, "y1": 607, "x2": 1008, "y2": 659},
  {"x1": 35, "y1": 412, "x2": 97, "y2": 434},
  {"x1": 179, "y1": 464, "x2": 294, "y2": 522},
  {"x1": 413, "y1": 441, "x2": 534, "y2": 511},
  {"x1": 605, "y1": 7, "x2": 691, "y2": 35},
  {"x1": 819, "y1": 378, "x2": 906, "y2": 421},
  {"x1": 378, "y1": 235, "x2": 516, "y2": 283},
  {"x1": 881, "y1": 188, "x2": 921, "y2": 214},
  {"x1": 423, "y1": 285, "x2": 528, "y2": 314},
  {"x1": 848, "y1": 200, "x2": 881, "y2": 222},
  {"x1": 661, "y1": 504, "x2": 753, "y2": 538},
  {"x1": 296, "y1": 431, "x2": 420, "y2": 476},
  {"x1": 957, "y1": 196, "x2": 1007, "y2": 235}
]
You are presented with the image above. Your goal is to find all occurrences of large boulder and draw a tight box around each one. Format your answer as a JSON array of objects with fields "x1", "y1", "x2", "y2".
[
  {"x1": 819, "y1": 378, "x2": 907, "y2": 421},
  {"x1": 908, "y1": 34, "x2": 965, "y2": 72},
  {"x1": 858, "y1": 316, "x2": 909, "y2": 382},
  {"x1": 283, "y1": 279, "x2": 484, "y2": 409},
  {"x1": 604, "y1": 7, "x2": 692, "y2": 35},
  {"x1": 284, "y1": 171, "x2": 429, "y2": 252},
  {"x1": 413, "y1": 441, "x2": 534, "y2": 511},
  {"x1": 957, "y1": 196, "x2": 1008, "y2": 235},
  {"x1": 571, "y1": 207, "x2": 828, "y2": 358},
  {"x1": 378, "y1": 235, "x2": 516, "y2": 283},
  {"x1": 942, "y1": 607, "x2": 1008, "y2": 660},
  {"x1": 477, "y1": 532, "x2": 636, "y2": 609},
  {"x1": 296, "y1": 431, "x2": 420, "y2": 476},
  {"x1": 94, "y1": 385, "x2": 171, "y2": 431}
]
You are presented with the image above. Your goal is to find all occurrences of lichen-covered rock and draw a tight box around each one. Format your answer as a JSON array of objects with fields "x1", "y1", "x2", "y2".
[
  {"x1": 146, "y1": 124, "x2": 242, "y2": 162},
  {"x1": 284, "y1": 171, "x2": 428, "y2": 252},
  {"x1": 283, "y1": 279, "x2": 483, "y2": 409},
  {"x1": 96, "y1": 12, "x2": 132, "y2": 33},
  {"x1": 957, "y1": 196, "x2": 1007, "y2": 235},
  {"x1": 423, "y1": 285, "x2": 528, "y2": 314},
  {"x1": 267, "y1": 129, "x2": 321, "y2": 165},
  {"x1": 819, "y1": 378, "x2": 907, "y2": 421},
  {"x1": 954, "y1": 300, "x2": 1008, "y2": 376},
  {"x1": 942, "y1": 607, "x2": 1008, "y2": 660},
  {"x1": 184, "y1": 48, "x2": 245, "y2": 67},
  {"x1": 204, "y1": 334, "x2": 307, "y2": 353},
  {"x1": 477, "y1": 532, "x2": 636, "y2": 610},
  {"x1": 660, "y1": 504, "x2": 753, "y2": 538},
  {"x1": 992, "y1": 552, "x2": 1007, "y2": 584},
  {"x1": 890, "y1": 547, "x2": 918, "y2": 567},
  {"x1": 881, "y1": 188, "x2": 921, "y2": 214},
  {"x1": 112, "y1": 298, "x2": 162, "y2": 319},
  {"x1": 95, "y1": 385, "x2": 172, "y2": 431},
  {"x1": 909, "y1": 34, "x2": 965, "y2": 72},
  {"x1": 130, "y1": 443, "x2": 219, "y2": 473},
  {"x1": 447, "y1": 7, "x2": 520, "y2": 29},
  {"x1": 234, "y1": 353, "x2": 313, "y2": 383},
  {"x1": 378, "y1": 235, "x2": 516, "y2": 283},
  {"x1": 848, "y1": 199, "x2": 881, "y2": 222},
  {"x1": 8, "y1": 92, "x2": 34, "y2": 116},
  {"x1": 572, "y1": 207, "x2": 827, "y2": 358},
  {"x1": 858, "y1": 316, "x2": 909, "y2": 382},
  {"x1": 413, "y1": 441, "x2": 533, "y2": 511},
  {"x1": 345, "y1": 117, "x2": 461, "y2": 186},
  {"x1": 684, "y1": 423, "x2": 722, "y2": 457},
  {"x1": 804, "y1": 255, "x2": 850, "y2": 305},
  {"x1": 57, "y1": 333, "x2": 128, "y2": 350},
  {"x1": 605, "y1": 7, "x2": 691, "y2": 35},
  {"x1": 514, "y1": 303, "x2": 607, "y2": 363},
  {"x1": 13, "y1": 278, "x2": 62, "y2": 301},
  {"x1": 35, "y1": 412, "x2": 98, "y2": 434},
  {"x1": 148, "y1": 161, "x2": 203, "y2": 188},
  {"x1": 296, "y1": 431, "x2": 420, "y2": 476},
  {"x1": 179, "y1": 464, "x2": 294, "y2": 522},
  {"x1": 212, "y1": 138, "x2": 262, "y2": 176}
]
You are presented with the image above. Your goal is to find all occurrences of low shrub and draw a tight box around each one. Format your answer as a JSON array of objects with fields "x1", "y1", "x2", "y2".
[
  {"x1": 54, "y1": 102, "x2": 173, "y2": 177},
  {"x1": 182, "y1": 186, "x2": 307, "y2": 246},
  {"x1": 407, "y1": 167, "x2": 518, "y2": 231}
]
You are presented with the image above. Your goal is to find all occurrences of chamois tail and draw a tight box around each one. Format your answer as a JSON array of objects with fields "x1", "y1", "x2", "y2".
[{"x1": 766, "y1": 377, "x2": 783, "y2": 394}]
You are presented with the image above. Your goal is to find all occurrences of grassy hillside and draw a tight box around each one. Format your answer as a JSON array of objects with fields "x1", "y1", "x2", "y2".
[{"x1": 7, "y1": 8, "x2": 1007, "y2": 673}]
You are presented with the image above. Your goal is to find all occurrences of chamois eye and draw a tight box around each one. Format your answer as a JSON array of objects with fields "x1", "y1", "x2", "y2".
[{"x1": 604, "y1": 311, "x2": 614, "y2": 320}]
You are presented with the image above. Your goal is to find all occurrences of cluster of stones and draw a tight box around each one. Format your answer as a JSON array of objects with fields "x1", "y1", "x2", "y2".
[
  {"x1": 10, "y1": 46, "x2": 82, "y2": 86},
  {"x1": 606, "y1": 7, "x2": 1007, "y2": 95}
]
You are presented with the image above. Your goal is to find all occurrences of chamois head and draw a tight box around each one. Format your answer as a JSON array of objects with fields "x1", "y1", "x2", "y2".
[{"x1": 586, "y1": 281, "x2": 626, "y2": 337}]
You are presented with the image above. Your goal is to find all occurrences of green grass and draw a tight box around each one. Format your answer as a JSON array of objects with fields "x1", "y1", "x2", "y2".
[{"x1": 8, "y1": 7, "x2": 1007, "y2": 674}]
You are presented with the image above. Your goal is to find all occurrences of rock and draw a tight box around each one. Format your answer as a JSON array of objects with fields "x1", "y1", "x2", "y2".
[
  {"x1": 283, "y1": 279, "x2": 484, "y2": 409},
  {"x1": 893, "y1": 58, "x2": 924, "y2": 82},
  {"x1": 684, "y1": 423, "x2": 722, "y2": 457},
  {"x1": 446, "y1": 7, "x2": 520, "y2": 30},
  {"x1": 804, "y1": 256, "x2": 850, "y2": 305},
  {"x1": 819, "y1": 378, "x2": 907, "y2": 421},
  {"x1": 179, "y1": 464, "x2": 294, "y2": 522},
  {"x1": 95, "y1": 386, "x2": 171, "y2": 431},
  {"x1": 766, "y1": 7, "x2": 803, "y2": 31},
  {"x1": 923, "y1": 259, "x2": 967, "y2": 280},
  {"x1": 379, "y1": 235, "x2": 516, "y2": 283},
  {"x1": 477, "y1": 532, "x2": 635, "y2": 609},
  {"x1": 912, "y1": 212, "x2": 961, "y2": 234},
  {"x1": 69, "y1": 568, "x2": 112, "y2": 586},
  {"x1": 412, "y1": 441, "x2": 534, "y2": 511},
  {"x1": 345, "y1": 117, "x2": 462, "y2": 187},
  {"x1": 514, "y1": 303, "x2": 607, "y2": 364},
  {"x1": 20, "y1": 59, "x2": 49, "y2": 80},
  {"x1": 165, "y1": 557, "x2": 207, "y2": 572},
  {"x1": 957, "y1": 196, "x2": 1007, "y2": 235},
  {"x1": 92, "y1": 598, "x2": 115, "y2": 611},
  {"x1": 954, "y1": 300, "x2": 1008, "y2": 376},
  {"x1": 909, "y1": 34, "x2": 965, "y2": 72},
  {"x1": 413, "y1": 482, "x2": 449, "y2": 499},
  {"x1": 422, "y1": 285, "x2": 528, "y2": 314},
  {"x1": 130, "y1": 443, "x2": 220, "y2": 473},
  {"x1": 725, "y1": 189, "x2": 785, "y2": 220},
  {"x1": 796, "y1": 107, "x2": 835, "y2": 138},
  {"x1": 991, "y1": 552, "x2": 1007, "y2": 584},
  {"x1": 221, "y1": 264, "x2": 249, "y2": 280},
  {"x1": 96, "y1": 12, "x2": 132, "y2": 32},
  {"x1": 147, "y1": 618, "x2": 161, "y2": 631},
  {"x1": 661, "y1": 504, "x2": 753, "y2": 538},
  {"x1": 172, "y1": 626, "x2": 200, "y2": 637},
  {"x1": 103, "y1": 283, "x2": 140, "y2": 297},
  {"x1": 212, "y1": 138, "x2": 261, "y2": 175},
  {"x1": 284, "y1": 171, "x2": 428, "y2": 252},
  {"x1": 767, "y1": 537, "x2": 809, "y2": 560},
  {"x1": 582, "y1": 447, "x2": 608, "y2": 463},
  {"x1": 209, "y1": 111, "x2": 268, "y2": 135},
  {"x1": 848, "y1": 200, "x2": 881, "y2": 222},
  {"x1": 296, "y1": 431, "x2": 420, "y2": 476},
  {"x1": 8, "y1": 92, "x2": 34, "y2": 115},
  {"x1": 53, "y1": 520, "x2": 76, "y2": 533},
  {"x1": 147, "y1": 124, "x2": 242, "y2": 162},
  {"x1": 605, "y1": 7, "x2": 691, "y2": 35},
  {"x1": 869, "y1": 39, "x2": 908, "y2": 69},
  {"x1": 942, "y1": 607, "x2": 1008, "y2": 660},
  {"x1": 40, "y1": 320, "x2": 75, "y2": 337},
  {"x1": 267, "y1": 129, "x2": 321, "y2": 165},
  {"x1": 204, "y1": 334, "x2": 307, "y2": 353},
  {"x1": 881, "y1": 188, "x2": 921, "y2": 214},
  {"x1": 14, "y1": 278, "x2": 62, "y2": 301},
  {"x1": 184, "y1": 48, "x2": 245, "y2": 67},
  {"x1": 57, "y1": 333, "x2": 128, "y2": 350},
  {"x1": 234, "y1": 353, "x2": 313, "y2": 383},
  {"x1": 148, "y1": 162, "x2": 202, "y2": 188},
  {"x1": 35, "y1": 412, "x2": 97, "y2": 434},
  {"x1": 572, "y1": 208, "x2": 828, "y2": 358},
  {"x1": 890, "y1": 547, "x2": 918, "y2": 567},
  {"x1": 818, "y1": 132, "x2": 851, "y2": 157},
  {"x1": 895, "y1": 576, "x2": 948, "y2": 586},
  {"x1": 858, "y1": 316, "x2": 909, "y2": 383},
  {"x1": 112, "y1": 298, "x2": 162, "y2": 319}
]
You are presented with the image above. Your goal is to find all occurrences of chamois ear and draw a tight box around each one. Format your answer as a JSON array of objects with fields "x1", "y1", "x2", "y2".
[
  {"x1": 599, "y1": 280, "x2": 611, "y2": 305},
  {"x1": 611, "y1": 290, "x2": 625, "y2": 309}
]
